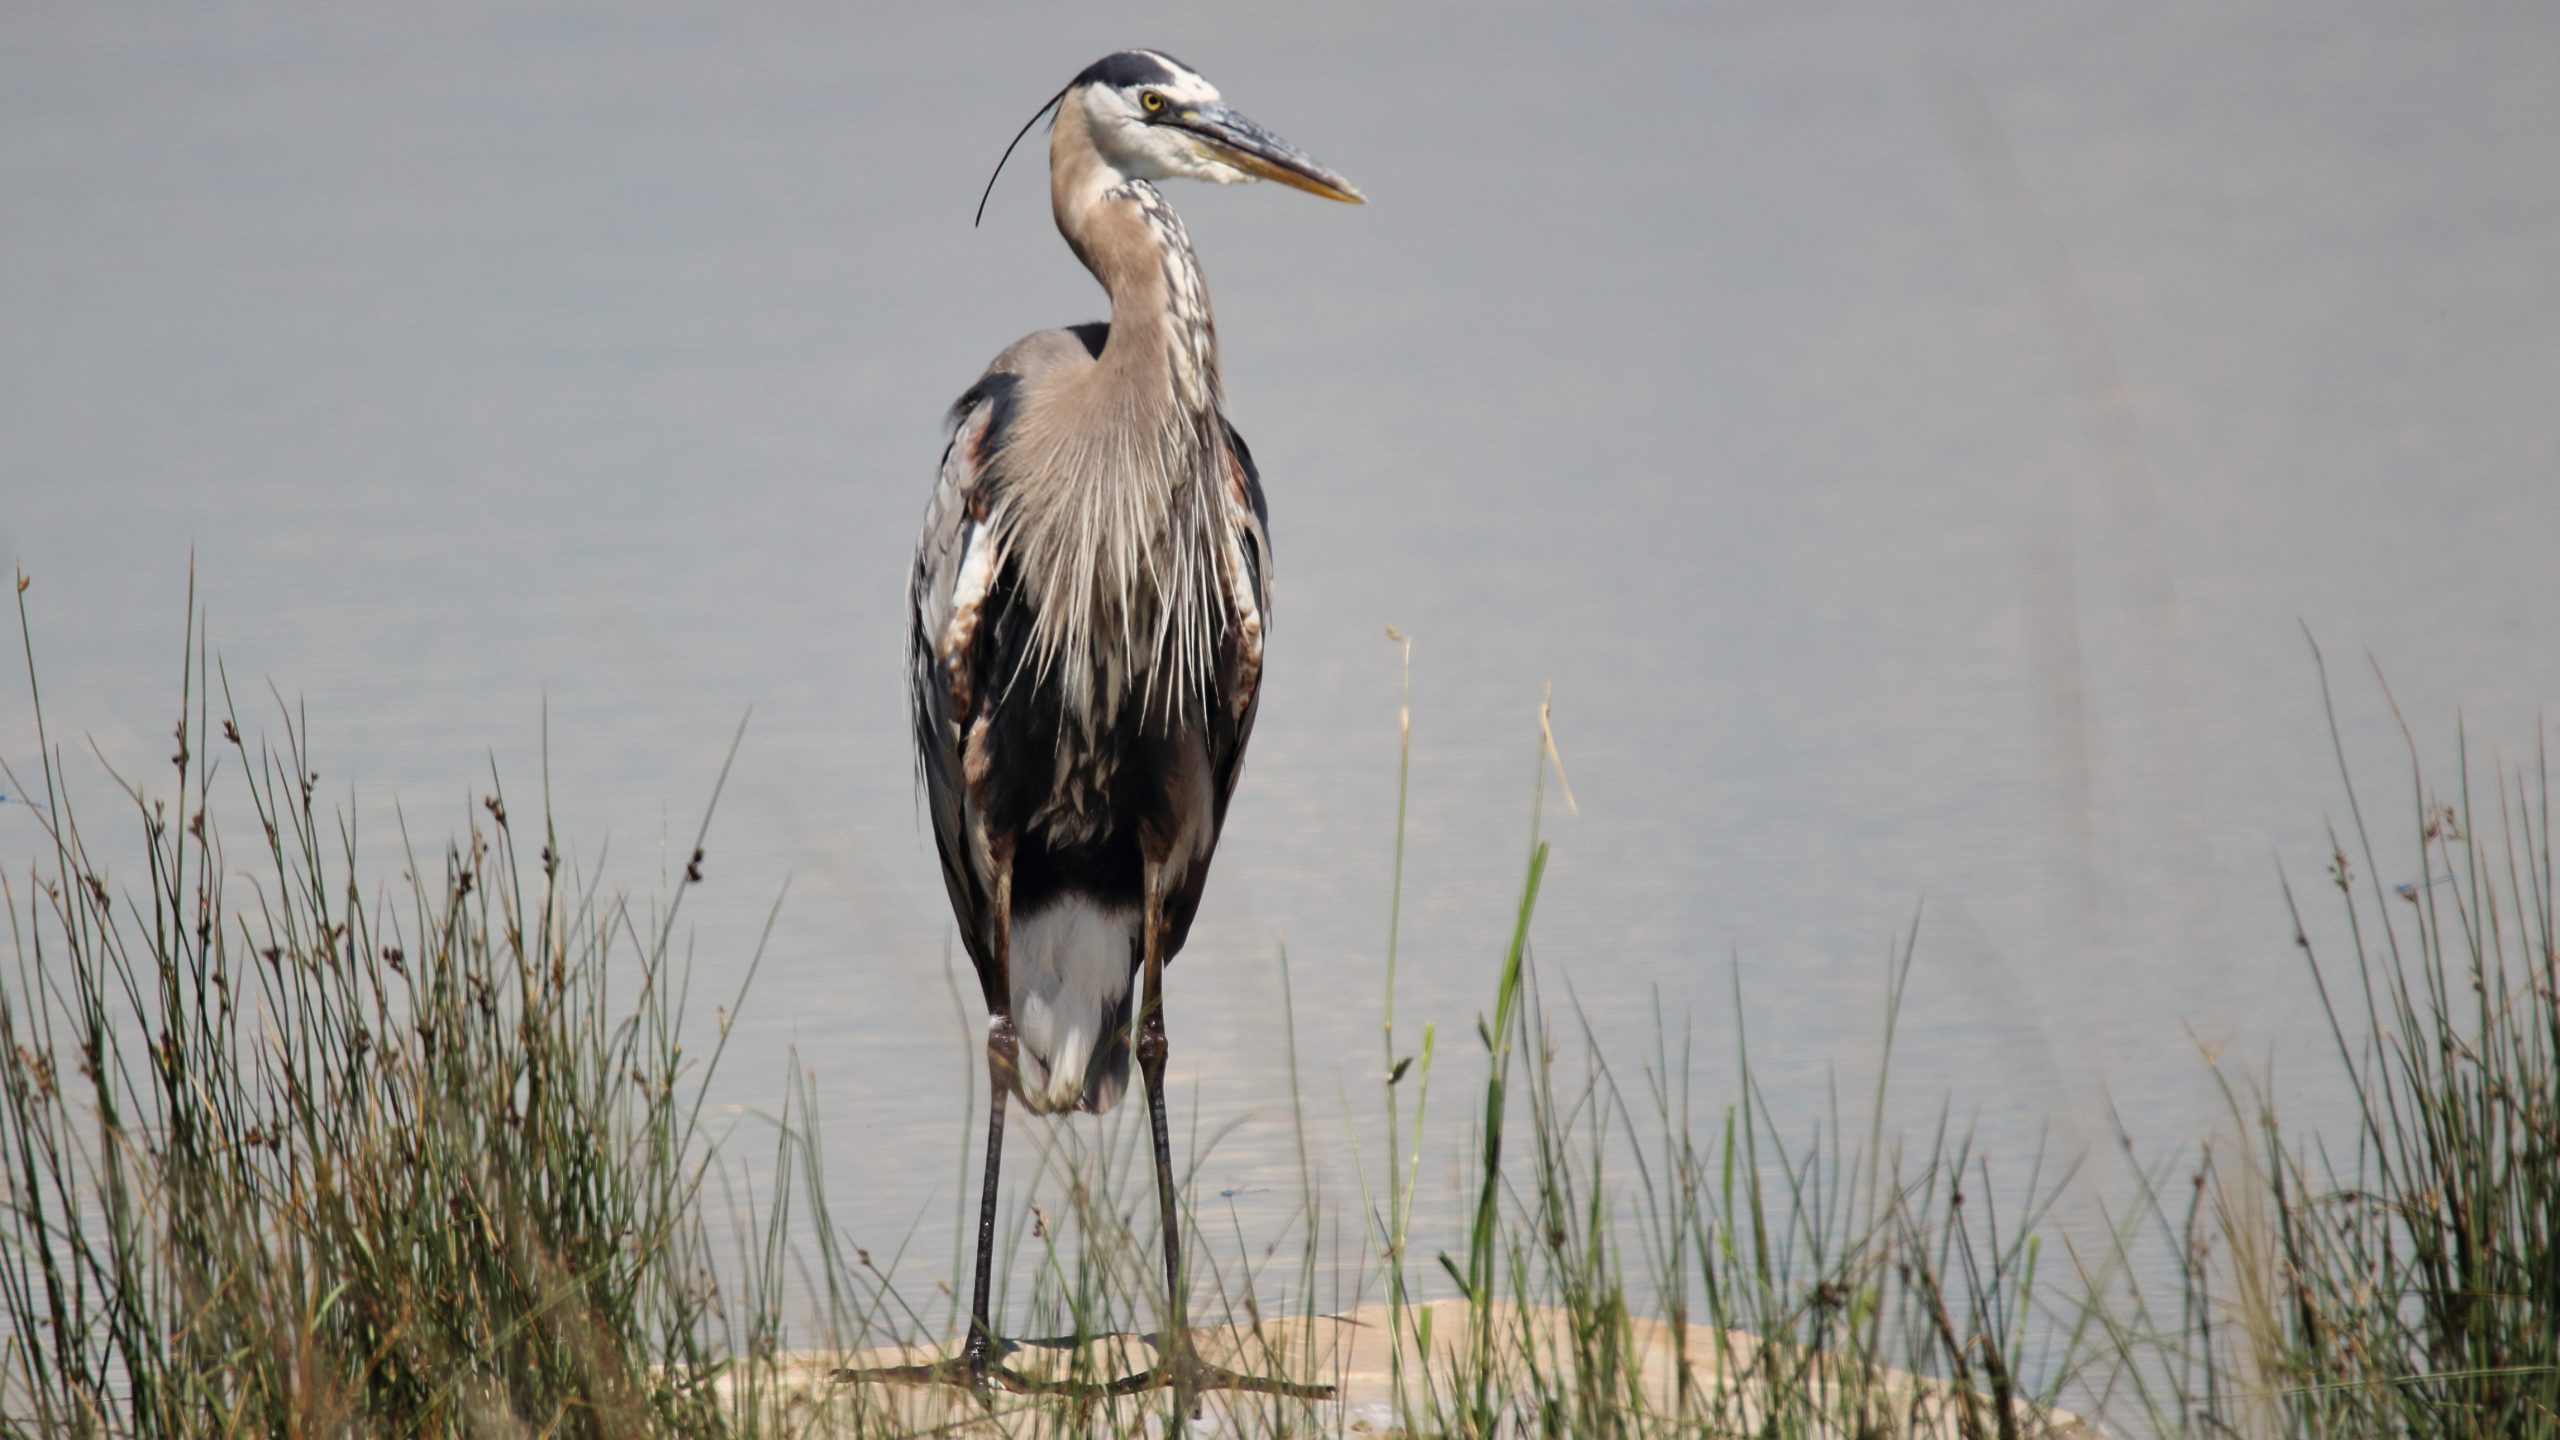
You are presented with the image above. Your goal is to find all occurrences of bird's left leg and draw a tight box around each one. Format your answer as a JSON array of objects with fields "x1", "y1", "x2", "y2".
[
  {"x1": 836, "y1": 855, "x2": 1015, "y2": 1399},
  {"x1": 1135, "y1": 856, "x2": 1194, "y2": 1430}
]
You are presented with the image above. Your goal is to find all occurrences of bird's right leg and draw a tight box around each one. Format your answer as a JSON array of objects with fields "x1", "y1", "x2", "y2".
[
  {"x1": 1134, "y1": 857, "x2": 1198, "y2": 1432},
  {"x1": 961, "y1": 860, "x2": 1014, "y2": 1386}
]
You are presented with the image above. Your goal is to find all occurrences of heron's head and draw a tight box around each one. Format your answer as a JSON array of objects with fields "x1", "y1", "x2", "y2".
[{"x1": 1065, "y1": 50, "x2": 1363, "y2": 203}]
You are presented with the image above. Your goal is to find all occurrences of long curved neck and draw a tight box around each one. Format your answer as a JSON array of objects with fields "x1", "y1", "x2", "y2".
[{"x1": 1050, "y1": 104, "x2": 1222, "y2": 420}]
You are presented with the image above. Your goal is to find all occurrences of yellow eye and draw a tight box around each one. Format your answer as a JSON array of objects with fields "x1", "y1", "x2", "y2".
[{"x1": 1140, "y1": 90, "x2": 1165, "y2": 113}]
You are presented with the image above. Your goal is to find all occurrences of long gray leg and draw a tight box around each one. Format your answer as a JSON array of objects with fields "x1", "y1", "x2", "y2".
[
  {"x1": 1136, "y1": 860, "x2": 1191, "y2": 1432},
  {"x1": 961, "y1": 866, "x2": 1014, "y2": 1383}
]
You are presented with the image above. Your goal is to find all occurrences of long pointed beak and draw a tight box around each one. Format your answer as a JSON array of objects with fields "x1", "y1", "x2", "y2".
[{"x1": 1177, "y1": 102, "x2": 1364, "y2": 203}]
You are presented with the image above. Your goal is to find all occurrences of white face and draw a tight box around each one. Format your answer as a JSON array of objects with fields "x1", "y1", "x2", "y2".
[{"x1": 1074, "y1": 64, "x2": 1255, "y2": 186}]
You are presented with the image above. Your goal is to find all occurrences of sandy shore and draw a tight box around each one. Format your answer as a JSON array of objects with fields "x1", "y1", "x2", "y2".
[{"x1": 713, "y1": 1298, "x2": 2110, "y2": 1437}]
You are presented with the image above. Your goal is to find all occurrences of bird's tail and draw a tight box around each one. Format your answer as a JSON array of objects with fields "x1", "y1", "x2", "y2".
[
  {"x1": 1069, "y1": 993, "x2": 1132, "y2": 1116},
  {"x1": 1013, "y1": 985, "x2": 1131, "y2": 1115},
  {"x1": 1008, "y1": 899, "x2": 1137, "y2": 1115}
]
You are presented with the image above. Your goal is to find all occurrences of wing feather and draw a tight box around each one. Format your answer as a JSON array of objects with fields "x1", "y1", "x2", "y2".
[
  {"x1": 909, "y1": 329, "x2": 1103, "y2": 999},
  {"x1": 909, "y1": 384, "x2": 1006, "y2": 986},
  {"x1": 1157, "y1": 417, "x2": 1272, "y2": 960},
  {"x1": 1211, "y1": 417, "x2": 1270, "y2": 824}
]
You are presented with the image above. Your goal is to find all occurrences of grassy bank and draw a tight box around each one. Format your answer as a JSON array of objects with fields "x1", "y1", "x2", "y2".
[{"x1": 2, "y1": 588, "x2": 2552, "y2": 1437}]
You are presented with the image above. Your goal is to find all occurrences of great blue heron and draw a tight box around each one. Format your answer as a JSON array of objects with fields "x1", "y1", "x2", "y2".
[{"x1": 902, "y1": 49, "x2": 1360, "y2": 1401}]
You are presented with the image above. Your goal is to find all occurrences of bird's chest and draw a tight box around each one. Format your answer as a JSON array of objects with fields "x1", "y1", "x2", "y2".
[
  {"x1": 959, "y1": 443, "x2": 1230, "y2": 860},
  {"x1": 964, "y1": 578, "x2": 1194, "y2": 855}
]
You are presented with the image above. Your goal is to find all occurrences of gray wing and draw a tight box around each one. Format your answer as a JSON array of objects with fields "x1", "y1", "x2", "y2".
[
  {"x1": 909, "y1": 328, "x2": 1106, "y2": 997},
  {"x1": 908, "y1": 376, "x2": 1009, "y2": 989},
  {"x1": 1211, "y1": 417, "x2": 1271, "y2": 827},
  {"x1": 1159, "y1": 416, "x2": 1272, "y2": 960}
]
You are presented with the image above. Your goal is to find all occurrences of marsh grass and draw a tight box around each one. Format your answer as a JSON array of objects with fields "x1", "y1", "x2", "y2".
[
  {"x1": 2172, "y1": 642, "x2": 2560, "y2": 1438},
  {"x1": 2, "y1": 583, "x2": 2552, "y2": 1439},
  {"x1": 0, "y1": 580, "x2": 805, "y2": 1434}
]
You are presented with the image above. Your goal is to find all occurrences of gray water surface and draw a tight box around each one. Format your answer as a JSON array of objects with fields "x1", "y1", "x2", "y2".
[{"x1": 7, "y1": 2, "x2": 2558, "y2": 1329}]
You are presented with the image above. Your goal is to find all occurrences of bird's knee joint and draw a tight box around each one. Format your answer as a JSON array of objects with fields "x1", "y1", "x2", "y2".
[
  {"x1": 1135, "y1": 1021, "x2": 1168, "y2": 1068},
  {"x1": 986, "y1": 1018, "x2": 1019, "y2": 1063}
]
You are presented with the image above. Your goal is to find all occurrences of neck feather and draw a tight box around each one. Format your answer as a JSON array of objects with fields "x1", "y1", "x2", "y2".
[
  {"x1": 1050, "y1": 108, "x2": 1222, "y2": 418},
  {"x1": 1001, "y1": 107, "x2": 1233, "y2": 727}
]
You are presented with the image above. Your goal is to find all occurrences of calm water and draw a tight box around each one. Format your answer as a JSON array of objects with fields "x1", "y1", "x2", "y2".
[{"x1": 7, "y1": 2, "x2": 2558, "y2": 1325}]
